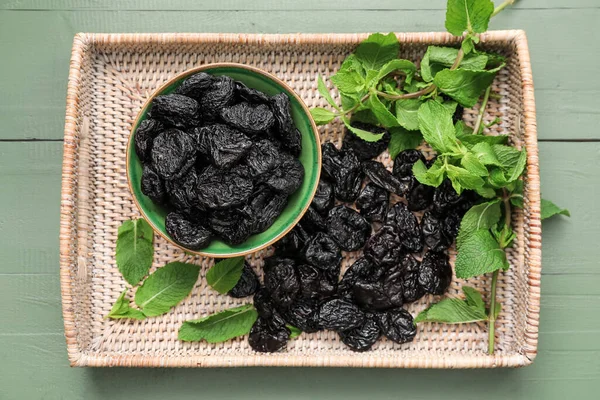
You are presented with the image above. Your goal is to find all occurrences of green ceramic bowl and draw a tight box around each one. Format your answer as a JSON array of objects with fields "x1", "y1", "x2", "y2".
[{"x1": 127, "y1": 63, "x2": 321, "y2": 258}]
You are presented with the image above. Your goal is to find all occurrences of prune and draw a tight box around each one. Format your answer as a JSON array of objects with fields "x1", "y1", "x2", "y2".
[
  {"x1": 342, "y1": 122, "x2": 390, "y2": 161},
  {"x1": 195, "y1": 124, "x2": 252, "y2": 169},
  {"x1": 150, "y1": 129, "x2": 197, "y2": 180},
  {"x1": 421, "y1": 211, "x2": 451, "y2": 252},
  {"x1": 375, "y1": 308, "x2": 416, "y2": 344},
  {"x1": 296, "y1": 264, "x2": 336, "y2": 301},
  {"x1": 397, "y1": 254, "x2": 425, "y2": 303},
  {"x1": 339, "y1": 316, "x2": 381, "y2": 352},
  {"x1": 364, "y1": 226, "x2": 403, "y2": 266},
  {"x1": 266, "y1": 155, "x2": 304, "y2": 195},
  {"x1": 326, "y1": 206, "x2": 371, "y2": 251},
  {"x1": 353, "y1": 279, "x2": 394, "y2": 311},
  {"x1": 270, "y1": 93, "x2": 302, "y2": 156},
  {"x1": 244, "y1": 139, "x2": 282, "y2": 178},
  {"x1": 321, "y1": 143, "x2": 364, "y2": 202},
  {"x1": 175, "y1": 72, "x2": 213, "y2": 99},
  {"x1": 274, "y1": 224, "x2": 310, "y2": 257},
  {"x1": 150, "y1": 94, "x2": 200, "y2": 128},
  {"x1": 254, "y1": 288, "x2": 276, "y2": 319},
  {"x1": 248, "y1": 317, "x2": 290, "y2": 353},
  {"x1": 263, "y1": 257, "x2": 300, "y2": 308},
  {"x1": 165, "y1": 212, "x2": 212, "y2": 250},
  {"x1": 281, "y1": 300, "x2": 320, "y2": 333},
  {"x1": 338, "y1": 257, "x2": 380, "y2": 301},
  {"x1": 362, "y1": 160, "x2": 410, "y2": 195},
  {"x1": 300, "y1": 206, "x2": 327, "y2": 234},
  {"x1": 453, "y1": 104, "x2": 464, "y2": 124},
  {"x1": 442, "y1": 210, "x2": 461, "y2": 241},
  {"x1": 317, "y1": 299, "x2": 365, "y2": 331},
  {"x1": 392, "y1": 149, "x2": 426, "y2": 178},
  {"x1": 220, "y1": 102, "x2": 275, "y2": 135},
  {"x1": 355, "y1": 183, "x2": 389, "y2": 223},
  {"x1": 418, "y1": 251, "x2": 452, "y2": 295},
  {"x1": 199, "y1": 75, "x2": 236, "y2": 119},
  {"x1": 386, "y1": 203, "x2": 423, "y2": 253},
  {"x1": 196, "y1": 166, "x2": 253, "y2": 210},
  {"x1": 235, "y1": 81, "x2": 270, "y2": 104},
  {"x1": 134, "y1": 119, "x2": 164, "y2": 163},
  {"x1": 208, "y1": 208, "x2": 252, "y2": 245},
  {"x1": 141, "y1": 165, "x2": 166, "y2": 204},
  {"x1": 406, "y1": 182, "x2": 434, "y2": 211},
  {"x1": 432, "y1": 179, "x2": 463, "y2": 214},
  {"x1": 164, "y1": 167, "x2": 199, "y2": 214},
  {"x1": 228, "y1": 262, "x2": 259, "y2": 298},
  {"x1": 311, "y1": 179, "x2": 335, "y2": 214},
  {"x1": 244, "y1": 186, "x2": 288, "y2": 234},
  {"x1": 302, "y1": 232, "x2": 342, "y2": 282}
]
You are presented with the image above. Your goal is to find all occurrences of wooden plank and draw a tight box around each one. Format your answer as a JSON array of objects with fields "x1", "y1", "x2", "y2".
[
  {"x1": 2, "y1": 0, "x2": 598, "y2": 11},
  {"x1": 1, "y1": 8, "x2": 598, "y2": 139}
]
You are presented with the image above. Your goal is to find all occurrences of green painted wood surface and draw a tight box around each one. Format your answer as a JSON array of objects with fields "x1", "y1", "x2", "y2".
[{"x1": 0, "y1": 1, "x2": 598, "y2": 399}]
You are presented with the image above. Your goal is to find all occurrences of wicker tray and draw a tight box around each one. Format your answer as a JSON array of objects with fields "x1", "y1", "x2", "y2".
[{"x1": 60, "y1": 31, "x2": 541, "y2": 368}]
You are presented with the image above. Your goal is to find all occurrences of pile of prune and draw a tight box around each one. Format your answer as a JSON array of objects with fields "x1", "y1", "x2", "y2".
[
  {"x1": 135, "y1": 72, "x2": 304, "y2": 249},
  {"x1": 247, "y1": 123, "x2": 479, "y2": 353}
]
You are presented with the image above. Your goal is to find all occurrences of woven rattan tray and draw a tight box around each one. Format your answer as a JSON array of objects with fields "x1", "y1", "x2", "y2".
[{"x1": 60, "y1": 31, "x2": 541, "y2": 368}]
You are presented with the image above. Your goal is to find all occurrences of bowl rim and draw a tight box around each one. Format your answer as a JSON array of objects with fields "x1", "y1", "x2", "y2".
[{"x1": 126, "y1": 62, "x2": 321, "y2": 258}]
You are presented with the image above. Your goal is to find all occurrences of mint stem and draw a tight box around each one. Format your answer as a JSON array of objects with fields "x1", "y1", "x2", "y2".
[
  {"x1": 450, "y1": 47, "x2": 465, "y2": 70},
  {"x1": 376, "y1": 84, "x2": 435, "y2": 101},
  {"x1": 491, "y1": 0, "x2": 516, "y2": 18},
  {"x1": 472, "y1": 86, "x2": 492, "y2": 135}
]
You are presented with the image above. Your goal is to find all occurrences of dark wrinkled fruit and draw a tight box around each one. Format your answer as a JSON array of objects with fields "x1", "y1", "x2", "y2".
[
  {"x1": 338, "y1": 257, "x2": 379, "y2": 301},
  {"x1": 134, "y1": 119, "x2": 164, "y2": 163},
  {"x1": 453, "y1": 104, "x2": 464, "y2": 124},
  {"x1": 301, "y1": 206, "x2": 327, "y2": 234},
  {"x1": 419, "y1": 251, "x2": 452, "y2": 295},
  {"x1": 274, "y1": 224, "x2": 310, "y2": 257},
  {"x1": 433, "y1": 179, "x2": 463, "y2": 214},
  {"x1": 220, "y1": 102, "x2": 275, "y2": 135},
  {"x1": 302, "y1": 232, "x2": 342, "y2": 282},
  {"x1": 151, "y1": 129, "x2": 197, "y2": 180},
  {"x1": 406, "y1": 182, "x2": 434, "y2": 211},
  {"x1": 235, "y1": 81, "x2": 270, "y2": 104},
  {"x1": 150, "y1": 94, "x2": 200, "y2": 128},
  {"x1": 321, "y1": 143, "x2": 364, "y2": 202},
  {"x1": 228, "y1": 263, "x2": 259, "y2": 298},
  {"x1": 243, "y1": 139, "x2": 282, "y2": 178},
  {"x1": 195, "y1": 124, "x2": 253, "y2": 169},
  {"x1": 141, "y1": 165, "x2": 166, "y2": 204},
  {"x1": 244, "y1": 186, "x2": 288, "y2": 234},
  {"x1": 362, "y1": 160, "x2": 411, "y2": 195},
  {"x1": 353, "y1": 279, "x2": 394, "y2": 311},
  {"x1": 254, "y1": 288, "x2": 276, "y2": 319},
  {"x1": 339, "y1": 316, "x2": 381, "y2": 352},
  {"x1": 296, "y1": 264, "x2": 337, "y2": 301},
  {"x1": 375, "y1": 308, "x2": 416, "y2": 344},
  {"x1": 207, "y1": 208, "x2": 252, "y2": 245},
  {"x1": 342, "y1": 122, "x2": 391, "y2": 161},
  {"x1": 175, "y1": 72, "x2": 213, "y2": 99},
  {"x1": 281, "y1": 300, "x2": 321, "y2": 333},
  {"x1": 196, "y1": 166, "x2": 253, "y2": 210},
  {"x1": 397, "y1": 254, "x2": 425, "y2": 303},
  {"x1": 165, "y1": 212, "x2": 212, "y2": 250},
  {"x1": 199, "y1": 75, "x2": 236, "y2": 119},
  {"x1": 326, "y1": 205, "x2": 371, "y2": 251},
  {"x1": 263, "y1": 257, "x2": 300, "y2": 308},
  {"x1": 270, "y1": 93, "x2": 302, "y2": 156},
  {"x1": 355, "y1": 183, "x2": 389, "y2": 223},
  {"x1": 311, "y1": 179, "x2": 335, "y2": 214},
  {"x1": 364, "y1": 226, "x2": 403, "y2": 266},
  {"x1": 317, "y1": 299, "x2": 366, "y2": 331},
  {"x1": 164, "y1": 167, "x2": 199, "y2": 215},
  {"x1": 421, "y1": 211, "x2": 451, "y2": 252},
  {"x1": 266, "y1": 155, "x2": 304, "y2": 195},
  {"x1": 248, "y1": 317, "x2": 290, "y2": 353},
  {"x1": 386, "y1": 202, "x2": 423, "y2": 253},
  {"x1": 442, "y1": 210, "x2": 462, "y2": 241},
  {"x1": 392, "y1": 149, "x2": 426, "y2": 178}
]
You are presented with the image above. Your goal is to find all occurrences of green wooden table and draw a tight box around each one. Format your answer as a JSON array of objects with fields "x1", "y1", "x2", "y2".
[{"x1": 1, "y1": 1, "x2": 598, "y2": 398}]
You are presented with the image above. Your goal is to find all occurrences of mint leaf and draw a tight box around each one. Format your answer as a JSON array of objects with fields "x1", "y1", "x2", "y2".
[
  {"x1": 445, "y1": 0, "x2": 494, "y2": 36},
  {"x1": 354, "y1": 33, "x2": 399, "y2": 71},
  {"x1": 492, "y1": 223, "x2": 516, "y2": 248},
  {"x1": 415, "y1": 297, "x2": 487, "y2": 324},
  {"x1": 491, "y1": 145, "x2": 527, "y2": 182},
  {"x1": 107, "y1": 290, "x2": 146, "y2": 320},
  {"x1": 317, "y1": 76, "x2": 339, "y2": 110},
  {"x1": 461, "y1": 152, "x2": 488, "y2": 176},
  {"x1": 455, "y1": 229, "x2": 509, "y2": 279},
  {"x1": 287, "y1": 324, "x2": 302, "y2": 339},
  {"x1": 352, "y1": 109, "x2": 380, "y2": 125},
  {"x1": 342, "y1": 117, "x2": 384, "y2": 142},
  {"x1": 388, "y1": 128, "x2": 423, "y2": 159},
  {"x1": 417, "y1": 100, "x2": 458, "y2": 153},
  {"x1": 116, "y1": 219, "x2": 154, "y2": 286},
  {"x1": 462, "y1": 286, "x2": 485, "y2": 311},
  {"x1": 310, "y1": 107, "x2": 336, "y2": 125},
  {"x1": 374, "y1": 59, "x2": 417, "y2": 84},
  {"x1": 367, "y1": 94, "x2": 400, "y2": 128},
  {"x1": 470, "y1": 142, "x2": 502, "y2": 166},
  {"x1": 135, "y1": 262, "x2": 200, "y2": 317},
  {"x1": 178, "y1": 304, "x2": 258, "y2": 343},
  {"x1": 420, "y1": 46, "x2": 488, "y2": 82},
  {"x1": 434, "y1": 67, "x2": 500, "y2": 107},
  {"x1": 456, "y1": 199, "x2": 501, "y2": 247},
  {"x1": 330, "y1": 67, "x2": 365, "y2": 96},
  {"x1": 455, "y1": 120, "x2": 474, "y2": 136},
  {"x1": 541, "y1": 199, "x2": 571, "y2": 220},
  {"x1": 462, "y1": 35, "x2": 475, "y2": 54},
  {"x1": 446, "y1": 164, "x2": 485, "y2": 193},
  {"x1": 395, "y1": 98, "x2": 422, "y2": 131},
  {"x1": 413, "y1": 158, "x2": 445, "y2": 187},
  {"x1": 440, "y1": 99, "x2": 459, "y2": 116},
  {"x1": 206, "y1": 257, "x2": 245, "y2": 294}
]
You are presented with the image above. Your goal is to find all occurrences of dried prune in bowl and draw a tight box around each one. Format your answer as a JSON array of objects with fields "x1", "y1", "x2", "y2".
[
  {"x1": 220, "y1": 102, "x2": 275, "y2": 135},
  {"x1": 134, "y1": 119, "x2": 164, "y2": 163},
  {"x1": 265, "y1": 155, "x2": 304, "y2": 195},
  {"x1": 207, "y1": 208, "x2": 253, "y2": 245},
  {"x1": 199, "y1": 75, "x2": 236, "y2": 119},
  {"x1": 165, "y1": 212, "x2": 212, "y2": 250},
  {"x1": 243, "y1": 139, "x2": 283, "y2": 178},
  {"x1": 174, "y1": 72, "x2": 213, "y2": 99},
  {"x1": 141, "y1": 165, "x2": 166, "y2": 205},
  {"x1": 270, "y1": 93, "x2": 302, "y2": 156},
  {"x1": 150, "y1": 94, "x2": 200, "y2": 128},
  {"x1": 195, "y1": 124, "x2": 253, "y2": 169},
  {"x1": 235, "y1": 81, "x2": 270, "y2": 104},
  {"x1": 196, "y1": 166, "x2": 254, "y2": 210},
  {"x1": 326, "y1": 205, "x2": 371, "y2": 251},
  {"x1": 150, "y1": 129, "x2": 197, "y2": 181},
  {"x1": 244, "y1": 186, "x2": 288, "y2": 234}
]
